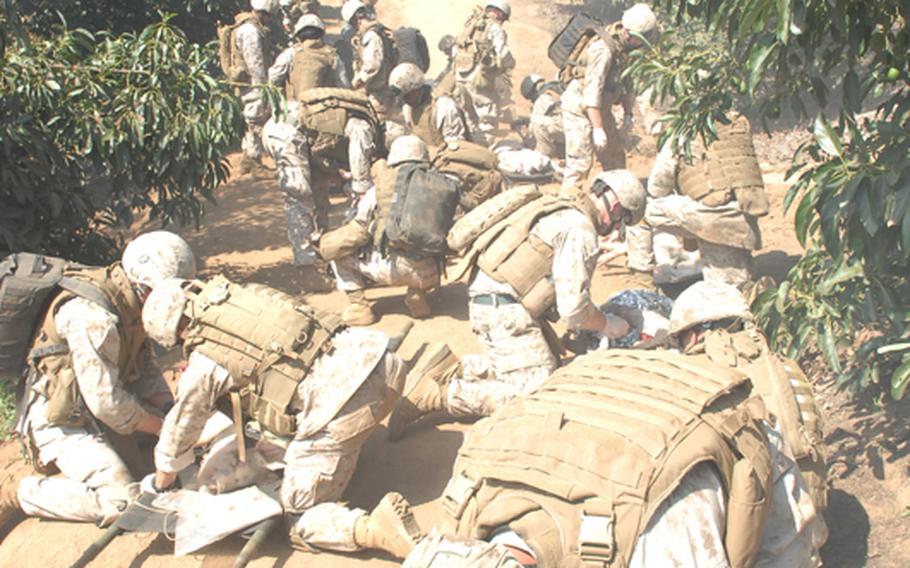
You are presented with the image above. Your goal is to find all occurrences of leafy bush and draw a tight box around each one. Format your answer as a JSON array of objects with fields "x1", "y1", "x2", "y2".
[
  {"x1": 0, "y1": 17, "x2": 243, "y2": 263},
  {"x1": 631, "y1": 0, "x2": 910, "y2": 397}
]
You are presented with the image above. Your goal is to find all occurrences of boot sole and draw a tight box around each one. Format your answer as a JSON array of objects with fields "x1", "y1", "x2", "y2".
[{"x1": 374, "y1": 492, "x2": 422, "y2": 558}]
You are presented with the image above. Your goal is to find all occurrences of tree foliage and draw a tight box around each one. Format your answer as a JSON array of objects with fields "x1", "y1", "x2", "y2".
[
  {"x1": 0, "y1": 16, "x2": 243, "y2": 263},
  {"x1": 631, "y1": 0, "x2": 910, "y2": 396}
]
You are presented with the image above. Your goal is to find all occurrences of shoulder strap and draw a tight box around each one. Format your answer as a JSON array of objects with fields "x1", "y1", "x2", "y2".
[{"x1": 57, "y1": 277, "x2": 116, "y2": 314}]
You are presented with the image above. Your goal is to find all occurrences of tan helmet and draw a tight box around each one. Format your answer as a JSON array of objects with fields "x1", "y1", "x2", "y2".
[
  {"x1": 251, "y1": 0, "x2": 280, "y2": 15},
  {"x1": 142, "y1": 278, "x2": 190, "y2": 348},
  {"x1": 622, "y1": 3, "x2": 658, "y2": 38},
  {"x1": 294, "y1": 14, "x2": 325, "y2": 36},
  {"x1": 341, "y1": 0, "x2": 367, "y2": 23},
  {"x1": 593, "y1": 169, "x2": 647, "y2": 225},
  {"x1": 485, "y1": 0, "x2": 511, "y2": 20},
  {"x1": 121, "y1": 231, "x2": 196, "y2": 293},
  {"x1": 387, "y1": 135, "x2": 429, "y2": 166},
  {"x1": 389, "y1": 63, "x2": 427, "y2": 95},
  {"x1": 668, "y1": 281, "x2": 754, "y2": 336}
]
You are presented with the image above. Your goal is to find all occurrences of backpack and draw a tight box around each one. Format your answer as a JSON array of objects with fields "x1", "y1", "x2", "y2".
[
  {"x1": 0, "y1": 253, "x2": 113, "y2": 382},
  {"x1": 431, "y1": 141, "x2": 503, "y2": 211},
  {"x1": 297, "y1": 87, "x2": 381, "y2": 140},
  {"x1": 453, "y1": 7, "x2": 493, "y2": 77},
  {"x1": 217, "y1": 13, "x2": 261, "y2": 82},
  {"x1": 548, "y1": 12, "x2": 603, "y2": 84},
  {"x1": 383, "y1": 164, "x2": 460, "y2": 255},
  {"x1": 394, "y1": 27, "x2": 430, "y2": 72}
]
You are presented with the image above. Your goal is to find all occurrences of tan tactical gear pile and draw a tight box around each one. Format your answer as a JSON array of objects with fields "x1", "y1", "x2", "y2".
[
  {"x1": 181, "y1": 277, "x2": 344, "y2": 437},
  {"x1": 678, "y1": 114, "x2": 770, "y2": 216},
  {"x1": 441, "y1": 349, "x2": 773, "y2": 568}
]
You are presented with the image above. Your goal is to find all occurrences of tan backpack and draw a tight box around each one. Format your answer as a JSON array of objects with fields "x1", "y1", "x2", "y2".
[{"x1": 431, "y1": 141, "x2": 503, "y2": 211}]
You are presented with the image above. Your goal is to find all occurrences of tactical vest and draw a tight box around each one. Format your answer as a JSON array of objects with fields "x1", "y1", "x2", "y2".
[
  {"x1": 704, "y1": 327, "x2": 828, "y2": 510},
  {"x1": 453, "y1": 194, "x2": 592, "y2": 319},
  {"x1": 221, "y1": 13, "x2": 269, "y2": 83},
  {"x1": 678, "y1": 115, "x2": 769, "y2": 216},
  {"x1": 560, "y1": 24, "x2": 629, "y2": 109},
  {"x1": 286, "y1": 39, "x2": 338, "y2": 101},
  {"x1": 431, "y1": 141, "x2": 503, "y2": 212},
  {"x1": 31, "y1": 263, "x2": 148, "y2": 426},
  {"x1": 410, "y1": 97, "x2": 444, "y2": 149},
  {"x1": 296, "y1": 87, "x2": 379, "y2": 138},
  {"x1": 181, "y1": 277, "x2": 344, "y2": 438},
  {"x1": 453, "y1": 8, "x2": 494, "y2": 80},
  {"x1": 356, "y1": 22, "x2": 396, "y2": 91},
  {"x1": 439, "y1": 349, "x2": 773, "y2": 568}
]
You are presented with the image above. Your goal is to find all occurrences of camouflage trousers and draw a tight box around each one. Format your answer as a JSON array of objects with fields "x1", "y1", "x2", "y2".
[
  {"x1": 530, "y1": 113, "x2": 564, "y2": 160},
  {"x1": 262, "y1": 118, "x2": 320, "y2": 266},
  {"x1": 446, "y1": 302, "x2": 558, "y2": 417},
  {"x1": 287, "y1": 351, "x2": 405, "y2": 551},
  {"x1": 332, "y1": 248, "x2": 441, "y2": 293},
  {"x1": 561, "y1": 108, "x2": 625, "y2": 191},
  {"x1": 16, "y1": 396, "x2": 137, "y2": 524},
  {"x1": 457, "y1": 80, "x2": 499, "y2": 145},
  {"x1": 403, "y1": 530, "x2": 523, "y2": 568},
  {"x1": 241, "y1": 90, "x2": 269, "y2": 161},
  {"x1": 345, "y1": 117, "x2": 376, "y2": 195}
]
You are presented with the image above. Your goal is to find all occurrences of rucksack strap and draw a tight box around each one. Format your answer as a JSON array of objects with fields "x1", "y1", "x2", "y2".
[{"x1": 58, "y1": 276, "x2": 116, "y2": 314}]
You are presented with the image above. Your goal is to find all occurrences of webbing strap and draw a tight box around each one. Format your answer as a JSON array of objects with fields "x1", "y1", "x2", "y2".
[{"x1": 230, "y1": 391, "x2": 247, "y2": 464}]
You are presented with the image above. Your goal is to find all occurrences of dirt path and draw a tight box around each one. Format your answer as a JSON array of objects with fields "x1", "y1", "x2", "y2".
[{"x1": 1, "y1": 1, "x2": 908, "y2": 566}]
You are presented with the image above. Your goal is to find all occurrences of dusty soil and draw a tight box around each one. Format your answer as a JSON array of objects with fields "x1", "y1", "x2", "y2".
[{"x1": 2, "y1": 1, "x2": 909, "y2": 566}]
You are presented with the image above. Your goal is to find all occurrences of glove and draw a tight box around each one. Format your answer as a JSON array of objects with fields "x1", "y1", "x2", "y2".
[
  {"x1": 622, "y1": 113, "x2": 634, "y2": 131},
  {"x1": 592, "y1": 128, "x2": 608, "y2": 150},
  {"x1": 140, "y1": 473, "x2": 161, "y2": 495},
  {"x1": 603, "y1": 313, "x2": 631, "y2": 339}
]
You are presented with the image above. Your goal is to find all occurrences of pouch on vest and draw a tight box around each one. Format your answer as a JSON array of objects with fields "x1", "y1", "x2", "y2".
[
  {"x1": 383, "y1": 163, "x2": 460, "y2": 255},
  {"x1": 297, "y1": 88, "x2": 380, "y2": 138},
  {"x1": 319, "y1": 220, "x2": 371, "y2": 261},
  {"x1": 0, "y1": 253, "x2": 113, "y2": 383},
  {"x1": 287, "y1": 41, "x2": 337, "y2": 99},
  {"x1": 447, "y1": 185, "x2": 541, "y2": 253},
  {"x1": 431, "y1": 141, "x2": 503, "y2": 212}
]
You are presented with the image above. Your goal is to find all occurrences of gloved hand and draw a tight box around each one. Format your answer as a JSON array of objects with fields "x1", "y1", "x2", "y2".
[
  {"x1": 140, "y1": 473, "x2": 177, "y2": 495},
  {"x1": 592, "y1": 128, "x2": 608, "y2": 150},
  {"x1": 602, "y1": 313, "x2": 631, "y2": 339},
  {"x1": 622, "y1": 113, "x2": 634, "y2": 131}
]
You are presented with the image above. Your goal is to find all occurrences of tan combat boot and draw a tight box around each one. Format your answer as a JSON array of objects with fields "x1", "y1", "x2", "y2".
[
  {"x1": 353, "y1": 492, "x2": 422, "y2": 559},
  {"x1": 387, "y1": 343, "x2": 460, "y2": 441},
  {"x1": 404, "y1": 287, "x2": 431, "y2": 319},
  {"x1": 298, "y1": 265, "x2": 335, "y2": 294},
  {"x1": 0, "y1": 470, "x2": 24, "y2": 530},
  {"x1": 343, "y1": 290, "x2": 377, "y2": 326}
]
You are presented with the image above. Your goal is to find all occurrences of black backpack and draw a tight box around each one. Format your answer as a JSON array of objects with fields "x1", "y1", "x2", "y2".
[
  {"x1": 548, "y1": 12, "x2": 603, "y2": 69},
  {"x1": 384, "y1": 164, "x2": 460, "y2": 255},
  {"x1": 394, "y1": 27, "x2": 431, "y2": 72},
  {"x1": 0, "y1": 253, "x2": 112, "y2": 382}
]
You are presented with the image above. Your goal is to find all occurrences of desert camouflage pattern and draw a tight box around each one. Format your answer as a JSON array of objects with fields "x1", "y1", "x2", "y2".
[
  {"x1": 346, "y1": 116, "x2": 377, "y2": 194},
  {"x1": 154, "y1": 327, "x2": 403, "y2": 551},
  {"x1": 16, "y1": 298, "x2": 170, "y2": 523},
  {"x1": 404, "y1": 530, "x2": 523, "y2": 567},
  {"x1": 530, "y1": 89, "x2": 563, "y2": 158},
  {"x1": 404, "y1": 95, "x2": 469, "y2": 145},
  {"x1": 445, "y1": 302, "x2": 556, "y2": 417},
  {"x1": 268, "y1": 41, "x2": 350, "y2": 90},
  {"x1": 235, "y1": 21, "x2": 272, "y2": 161},
  {"x1": 262, "y1": 115, "x2": 321, "y2": 265},
  {"x1": 455, "y1": 20, "x2": 514, "y2": 142}
]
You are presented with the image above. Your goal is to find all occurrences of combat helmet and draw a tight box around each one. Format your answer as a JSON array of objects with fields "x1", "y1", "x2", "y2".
[
  {"x1": 121, "y1": 231, "x2": 196, "y2": 295},
  {"x1": 294, "y1": 14, "x2": 325, "y2": 37},
  {"x1": 520, "y1": 74, "x2": 544, "y2": 101},
  {"x1": 142, "y1": 278, "x2": 190, "y2": 348},
  {"x1": 251, "y1": 0, "x2": 280, "y2": 15},
  {"x1": 485, "y1": 0, "x2": 511, "y2": 20},
  {"x1": 668, "y1": 281, "x2": 753, "y2": 336},
  {"x1": 622, "y1": 3, "x2": 658, "y2": 39},
  {"x1": 387, "y1": 135, "x2": 429, "y2": 167},
  {"x1": 389, "y1": 63, "x2": 427, "y2": 95},
  {"x1": 591, "y1": 169, "x2": 647, "y2": 225},
  {"x1": 341, "y1": 0, "x2": 367, "y2": 23}
]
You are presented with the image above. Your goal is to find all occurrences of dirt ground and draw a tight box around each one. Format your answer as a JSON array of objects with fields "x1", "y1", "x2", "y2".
[{"x1": 2, "y1": 1, "x2": 909, "y2": 566}]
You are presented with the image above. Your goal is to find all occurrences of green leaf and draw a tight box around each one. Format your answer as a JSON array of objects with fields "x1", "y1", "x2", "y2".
[
  {"x1": 818, "y1": 262, "x2": 863, "y2": 295},
  {"x1": 813, "y1": 114, "x2": 843, "y2": 158},
  {"x1": 878, "y1": 343, "x2": 910, "y2": 355},
  {"x1": 843, "y1": 71, "x2": 861, "y2": 114},
  {"x1": 890, "y1": 358, "x2": 910, "y2": 400},
  {"x1": 821, "y1": 325, "x2": 843, "y2": 373}
]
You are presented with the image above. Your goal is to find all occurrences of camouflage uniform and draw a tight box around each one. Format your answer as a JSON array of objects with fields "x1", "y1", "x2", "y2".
[
  {"x1": 331, "y1": 187, "x2": 441, "y2": 294},
  {"x1": 15, "y1": 299, "x2": 170, "y2": 523},
  {"x1": 445, "y1": 208, "x2": 600, "y2": 417},
  {"x1": 530, "y1": 88, "x2": 564, "y2": 159},
  {"x1": 155, "y1": 328, "x2": 405, "y2": 551},
  {"x1": 403, "y1": 95, "x2": 470, "y2": 145},
  {"x1": 261, "y1": 110, "x2": 321, "y2": 266},
  {"x1": 638, "y1": 146, "x2": 760, "y2": 286},
  {"x1": 455, "y1": 20, "x2": 515, "y2": 142},
  {"x1": 235, "y1": 19, "x2": 272, "y2": 162},
  {"x1": 560, "y1": 36, "x2": 631, "y2": 190},
  {"x1": 353, "y1": 24, "x2": 394, "y2": 118}
]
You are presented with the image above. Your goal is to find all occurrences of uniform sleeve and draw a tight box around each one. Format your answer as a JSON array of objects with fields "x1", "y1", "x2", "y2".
[
  {"x1": 355, "y1": 30, "x2": 384, "y2": 86},
  {"x1": 647, "y1": 145, "x2": 680, "y2": 198},
  {"x1": 268, "y1": 47, "x2": 294, "y2": 85},
  {"x1": 236, "y1": 24, "x2": 268, "y2": 85},
  {"x1": 488, "y1": 23, "x2": 515, "y2": 70},
  {"x1": 154, "y1": 352, "x2": 235, "y2": 474},
  {"x1": 550, "y1": 219, "x2": 602, "y2": 329},
  {"x1": 55, "y1": 298, "x2": 152, "y2": 435},
  {"x1": 129, "y1": 345, "x2": 173, "y2": 405},
  {"x1": 583, "y1": 40, "x2": 612, "y2": 110},
  {"x1": 334, "y1": 54, "x2": 351, "y2": 88},
  {"x1": 435, "y1": 96, "x2": 468, "y2": 143}
]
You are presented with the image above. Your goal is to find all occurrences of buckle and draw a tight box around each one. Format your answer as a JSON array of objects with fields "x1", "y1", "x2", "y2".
[
  {"x1": 579, "y1": 511, "x2": 614, "y2": 565},
  {"x1": 441, "y1": 472, "x2": 481, "y2": 520}
]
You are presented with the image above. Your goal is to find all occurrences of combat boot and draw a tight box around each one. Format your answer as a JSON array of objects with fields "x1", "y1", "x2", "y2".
[
  {"x1": 353, "y1": 492, "x2": 422, "y2": 559},
  {"x1": 403, "y1": 287, "x2": 431, "y2": 319},
  {"x1": 343, "y1": 290, "x2": 377, "y2": 326},
  {"x1": 0, "y1": 470, "x2": 24, "y2": 530},
  {"x1": 298, "y1": 265, "x2": 335, "y2": 294},
  {"x1": 387, "y1": 343, "x2": 460, "y2": 441}
]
